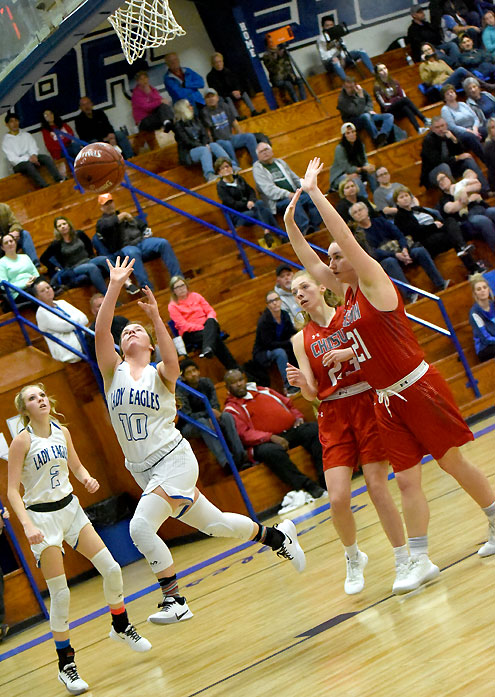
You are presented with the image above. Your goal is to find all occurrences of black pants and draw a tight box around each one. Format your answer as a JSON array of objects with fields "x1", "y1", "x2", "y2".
[
  {"x1": 139, "y1": 104, "x2": 174, "y2": 132},
  {"x1": 478, "y1": 345, "x2": 495, "y2": 361},
  {"x1": 386, "y1": 97, "x2": 426, "y2": 131},
  {"x1": 253, "y1": 423, "x2": 323, "y2": 490},
  {"x1": 0, "y1": 566, "x2": 4, "y2": 624},
  {"x1": 13, "y1": 155, "x2": 62, "y2": 188},
  {"x1": 183, "y1": 317, "x2": 237, "y2": 369}
]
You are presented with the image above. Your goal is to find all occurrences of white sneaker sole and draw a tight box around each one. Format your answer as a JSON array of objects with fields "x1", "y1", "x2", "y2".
[
  {"x1": 58, "y1": 675, "x2": 88, "y2": 695},
  {"x1": 344, "y1": 552, "x2": 368, "y2": 595},
  {"x1": 478, "y1": 541, "x2": 495, "y2": 557},
  {"x1": 393, "y1": 562, "x2": 440, "y2": 595},
  {"x1": 277, "y1": 519, "x2": 306, "y2": 572},
  {"x1": 147, "y1": 608, "x2": 194, "y2": 625}
]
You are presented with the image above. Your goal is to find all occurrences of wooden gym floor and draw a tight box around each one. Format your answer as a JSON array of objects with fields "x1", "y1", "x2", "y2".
[{"x1": 1, "y1": 417, "x2": 494, "y2": 697}]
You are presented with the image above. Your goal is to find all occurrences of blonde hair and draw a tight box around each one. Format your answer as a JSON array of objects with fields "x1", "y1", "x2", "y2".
[
  {"x1": 338, "y1": 177, "x2": 358, "y2": 199},
  {"x1": 469, "y1": 273, "x2": 493, "y2": 300},
  {"x1": 291, "y1": 269, "x2": 342, "y2": 328},
  {"x1": 486, "y1": 116, "x2": 495, "y2": 143},
  {"x1": 211, "y1": 52, "x2": 223, "y2": 65},
  {"x1": 14, "y1": 383, "x2": 65, "y2": 429},
  {"x1": 169, "y1": 275, "x2": 189, "y2": 301},
  {"x1": 173, "y1": 99, "x2": 194, "y2": 122}
]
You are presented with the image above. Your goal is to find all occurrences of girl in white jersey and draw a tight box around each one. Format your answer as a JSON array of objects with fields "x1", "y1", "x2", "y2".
[
  {"x1": 95, "y1": 257, "x2": 306, "y2": 624},
  {"x1": 7, "y1": 383, "x2": 150, "y2": 696}
]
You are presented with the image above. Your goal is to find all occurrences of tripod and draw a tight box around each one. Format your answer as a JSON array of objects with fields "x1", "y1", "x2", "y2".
[{"x1": 285, "y1": 47, "x2": 330, "y2": 116}]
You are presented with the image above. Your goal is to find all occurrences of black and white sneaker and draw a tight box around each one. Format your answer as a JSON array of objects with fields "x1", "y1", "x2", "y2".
[
  {"x1": 125, "y1": 283, "x2": 140, "y2": 295},
  {"x1": 147, "y1": 596, "x2": 193, "y2": 625},
  {"x1": 109, "y1": 623, "x2": 152, "y2": 652},
  {"x1": 58, "y1": 662, "x2": 89, "y2": 695},
  {"x1": 275, "y1": 519, "x2": 306, "y2": 572}
]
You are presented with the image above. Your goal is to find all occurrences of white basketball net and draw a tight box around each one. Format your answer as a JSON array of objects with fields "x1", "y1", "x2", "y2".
[{"x1": 108, "y1": 0, "x2": 186, "y2": 65}]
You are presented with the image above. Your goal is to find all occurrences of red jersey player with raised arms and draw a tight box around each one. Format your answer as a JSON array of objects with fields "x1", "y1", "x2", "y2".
[
  {"x1": 286, "y1": 271, "x2": 407, "y2": 594},
  {"x1": 284, "y1": 158, "x2": 495, "y2": 594}
]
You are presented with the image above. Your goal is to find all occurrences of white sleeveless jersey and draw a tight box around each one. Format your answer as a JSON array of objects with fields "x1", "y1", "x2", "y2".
[
  {"x1": 22, "y1": 422, "x2": 72, "y2": 507},
  {"x1": 106, "y1": 362, "x2": 180, "y2": 465}
]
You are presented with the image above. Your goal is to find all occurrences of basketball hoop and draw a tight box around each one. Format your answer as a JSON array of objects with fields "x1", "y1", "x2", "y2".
[{"x1": 108, "y1": 0, "x2": 186, "y2": 65}]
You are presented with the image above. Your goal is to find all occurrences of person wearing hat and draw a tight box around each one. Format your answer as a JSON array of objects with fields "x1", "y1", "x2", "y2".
[
  {"x1": 407, "y1": 5, "x2": 460, "y2": 65},
  {"x1": 329, "y1": 122, "x2": 376, "y2": 195},
  {"x1": 337, "y1": 78, "x2": 394, "y2": 148},
  {"x1": 1, "y1": 113, "x2": 64, "y2": 188},
  {"x1": 274, "y1": 264, "x2": 304, "y2": 327},
  {"x1": 201, "y1": 89, "x2": 258, "y2": 166},
  {"x1": 94, "y1": 193, "x2": 182, "y2": 291}
]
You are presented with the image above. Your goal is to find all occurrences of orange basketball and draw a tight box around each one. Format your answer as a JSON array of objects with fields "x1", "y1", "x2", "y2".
[{"x1": 74, "y1": 142, "x2": 126, "y2": 193}]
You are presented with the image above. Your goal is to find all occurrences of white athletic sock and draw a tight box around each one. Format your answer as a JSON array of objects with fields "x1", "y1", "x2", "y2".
[
  {"x1": 344, "y1": 542, "x2": 359, "y2": 560},
  {"x1": 482, "y1": 501, "x2": 495, "y2": 520},
  {"x1": 408, "y1": 535, "x2": 428, "y2": 558},
  {"x1": 393, "y1": 544, "x2": 409, "y2": 567}
]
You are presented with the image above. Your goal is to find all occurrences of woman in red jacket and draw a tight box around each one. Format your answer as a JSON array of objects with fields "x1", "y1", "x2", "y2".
[
  {"x1": 167, "y1": 275, "x2": 238, "y2": 368},
  {"x1": 40, "y1": 109, "x2": 79, "y2": 160}
]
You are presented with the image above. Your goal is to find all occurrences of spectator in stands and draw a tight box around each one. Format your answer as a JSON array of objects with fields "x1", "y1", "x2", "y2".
[
  {"x1": 458, "y1": 32, "x2": 495, "y2": 76},
  {"x1": 393, "y1": 185, "x2": 474, "y2": 274},
  {"x1": 336, "y1": 177, "x2": 376, "y2": 225},
  {"x1": 0, "y1": 203, "x2": 39, "y2": 267},
  {"x1": 316, "y1": 15, "x2": 374, "y2": 82},
  {"x1": 168, "y1": 275, "x2": 238, "y2": 368},
  {"x1": 253, "y1": 143, "x2": 321, "y2": 234},
  {"x1": 95, "y1": 192, "x2": 181, "y2": 290},
  {"x1": 40, "y1": 216, "x2": 109, "y2": 295},
  {"x1": 483, "y1": 115, "x2": 495, "y2": 190},
  {"x1": 407, "y1": 5, "x2": 460, "y2": 65},
  {"x1": 440, "y1": 3, "x2": 481, "y2": 45},
  {"x1": 420, "y1": 115, "x2": 488, "y2": 188},
  {"x1": 177, "y1": 359, "x2": 247, "y2": 468},
  {"x1": 131, "y1": 70, "x2": 174, "y2": 140},
  {"x1": 202, "y1": 89, "x2": 258, "y2": 165},
  {"x1": 373, "y1": 166, "x2": 414, "y2": 217},
  {"x1": 0, "y1": 232, "x2": 39, "y2": 299},
  {"x1": 85, "y1": 292, "x2": 129, "y2": 364},
  {"x1": 337, "y1": 78, "x2": 394, "y2": 148},
  {"x1": 373, "y1": 63, "x2": 430, "y2": 133},
  {"x1": 329, "y1": 122, "x2": 377, "y2": 196},
  {"x1": 350, "y1": 200, "x2": 449, "y2": 301},
  {"x1": 274, "y1": 263, "x2": 304, "y2": 327},
  {"x1": 418, "y1": 42, "x2": 495, "y2": 96},
  {"x1": 463, "y1": 76, "x2": 495, "y2": 124},
  {"x1": 206, "y1": 52, "x2": 264, "y2": 118},
  {"x1": 32, "y1": 277, "x2": 89, "y2": 362},
  {"x1": 482, "y1": 9, "x2": 495, "y2": 56},
  {"x1": 469, "y1": 272, "x2": 495, "y2": 360},
  {"x1": 436, "y1": 168, "x2": 495, "y2": 249},
  {"x1": 164, "y1": 52, "x2": 205, "y2": 110},
  {"x1": 214, "y1": 157, "x2": 279, "y2": 247},
  {"x1": 440, "y1": 83, "x2": 486, "y2": 158},
  {"x1": 171, "y1": 99, "x2": 231, "y2": 182},
  {"x1": 2, "y1": 113, "x2": 64, "y2": 188},
  {"x1": 0, "y1": 505, "x2": 9, "y2": 644},
  {"x1": 40, "y1": 108, "x2": 79, "y2": 161},
  {"x1": 252, "y1": 289, "x2": 298, "y2": 396},
  {"x1": 224, "y1": 368, "x2": 326, "y2": 497},
  {"x1": 262, "y1": 35, "x2": 306, "y2": 104},
  {"x1": 74, "y1": 97, "x2": 134, "y2": 160}
]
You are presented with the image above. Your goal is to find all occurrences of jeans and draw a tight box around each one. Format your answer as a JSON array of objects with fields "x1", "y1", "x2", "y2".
[
  {"x1": 190, "y1": 143, "x2": 231, "y2": 179},
  {"x1": 409, "y1": 245, "x2": 446, "y2": 289},
  {"x1": 467, "y1": 205, "x2": 495, "y2": 250},
  {"x1": 183, "y1": 317, "x2": 237, "y2": 369},
  {"x1": 115, "y1": 130, "x2": 135, "y2": 160},
  {"x1": 181, "y1": 411, "x2": 245, "y2": 467},
  {"x1": 350, "y1": 112, "x2": 394, "y2": 141},
  {"x1": 380, "y1": 257, "x2": 417, "y2": 300},
  {"x1": 253, "y1": 423, "x2": 323, "y2": 490},
  {"x1": 119, "y1": 237, "x2": 181, "y2": 289},
  {"x1": 264, "y1": 347, "x2": 290, "y2": 387},
  {"x1": 324, "y1": 50, "x2": 374, "y2": 80},
  {"x1": 13, "y1": 154, "x2": 63, "y2": 188},
  {"x1": 216, "y1": 132, "x2": 258, "y2": 163},
  {"x1": 451, "y1": 128, "x2": 486, "y2": 162},
  {"x1": 19, "y1": 229, "x2": 40, "y2": 266},
  {"x1": 437, "y1": 41, "x2": 461, "y2": 67},
  {"x1": 273, "y1": 78, "x2": 306, "y2": 103},
  {"x1": 428, "y1": 159, "x2": 489, "y2": 191},
  {"x1": 275, "y1": 191, "x2": 322, "y2": 234},
  {"x1": 441, "y1": 67, "x2": 471, "y2": 90},
  {"x1": 231, "y1": 200, "x2": 279, "y2": 230},
  {"x1": 73, "y1": 258, "x2": 109, "y2": 295}
]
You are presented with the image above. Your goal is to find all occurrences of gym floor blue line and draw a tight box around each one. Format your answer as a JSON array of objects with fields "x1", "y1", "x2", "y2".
[{"x1": 1, "y1": 419, "x2": 494, "y2": 664}]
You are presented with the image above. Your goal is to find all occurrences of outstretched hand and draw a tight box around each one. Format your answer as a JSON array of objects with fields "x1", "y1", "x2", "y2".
[
  {"x1": 301, "y1": 157, "x2": 324, "y2": 193},
  {"x1": 107, "y1": 256, "x2": 135, "y2": 287},
  {"x1": 137, "y1": 286, "x2": 160, "y2": 320}
]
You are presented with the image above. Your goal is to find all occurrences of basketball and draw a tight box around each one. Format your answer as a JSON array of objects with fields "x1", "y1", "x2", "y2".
[{"x1": 73, "y1": 142, "x2": 126, "y2": 193}]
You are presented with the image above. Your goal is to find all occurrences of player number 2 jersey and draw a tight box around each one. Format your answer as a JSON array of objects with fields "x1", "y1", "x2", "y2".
[
  {"x1": 106, "y1": 361, "x2": 180, "y2": 464},
  {"x1": 22, "y1": 421, "x2": 72, "y2": 507}
]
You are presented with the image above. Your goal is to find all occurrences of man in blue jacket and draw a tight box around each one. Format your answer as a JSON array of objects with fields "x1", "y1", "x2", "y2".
[{"x1": 164, "y1": 52, "x2": 205, "y2": 112}]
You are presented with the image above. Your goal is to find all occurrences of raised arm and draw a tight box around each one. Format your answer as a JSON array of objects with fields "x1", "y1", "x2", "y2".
[
  {"x1": 138, "y1": 286, "x2": 180, "y2": 391},
  {"x1": 95, "y1": 256, "x2": 135, "y2": 387},
  {"x1": 7, "y1": 431, "x2": 44, "y2": 545},
  {"x1": 283, "y1": 190, "x2": 342, "y2": 296},
  {"x1": 299, "y1": 159, "x2": 397, "y2": 308}
]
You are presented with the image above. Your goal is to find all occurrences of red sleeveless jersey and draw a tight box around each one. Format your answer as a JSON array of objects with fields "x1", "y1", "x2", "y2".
[
  {"x1": 342, "y1": 285, "x2": 425, "y2": 389},
  {"x1": 302, "y1": 307, "x2": 368, "y2": 400}
]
